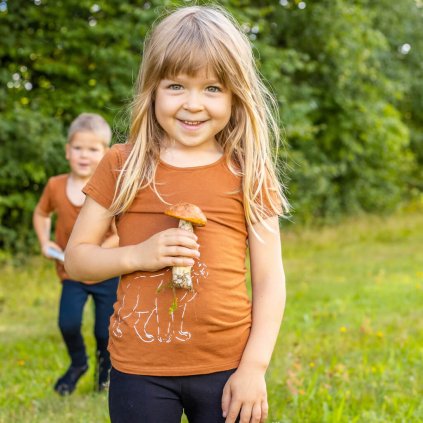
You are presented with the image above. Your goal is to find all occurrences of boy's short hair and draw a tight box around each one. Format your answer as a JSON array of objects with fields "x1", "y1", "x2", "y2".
[{"x1": 67, "y1": 113, "x2": 112, "y2": 146}]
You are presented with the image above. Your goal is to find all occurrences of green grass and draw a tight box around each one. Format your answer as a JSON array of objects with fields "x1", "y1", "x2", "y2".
[{"x1": 1, "y1": 212, "x2": 422, "y2": 422}]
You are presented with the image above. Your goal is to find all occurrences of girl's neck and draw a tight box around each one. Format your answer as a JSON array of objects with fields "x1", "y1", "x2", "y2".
[{"x1": 159, "y1": 141, "x2": 224, "y2": 168}]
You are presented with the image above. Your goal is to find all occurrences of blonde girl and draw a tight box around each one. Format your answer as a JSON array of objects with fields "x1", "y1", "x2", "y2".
[{"x1": 66, "y1": 5, "x2": 287, "y2": 423}]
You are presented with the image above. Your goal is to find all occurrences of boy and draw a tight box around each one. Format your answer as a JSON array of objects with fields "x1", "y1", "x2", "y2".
[{"x1": 33, "y1": 113, "x2": 119, "y2": 395}]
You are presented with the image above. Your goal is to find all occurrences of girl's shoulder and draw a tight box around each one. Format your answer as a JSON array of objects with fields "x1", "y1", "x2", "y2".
[
  {"x1": 108, "y1": 143, "x2": 133, "y2": 167},
  {"x1": 110, "y1": 142, "x2": 133, "y2": 156}
]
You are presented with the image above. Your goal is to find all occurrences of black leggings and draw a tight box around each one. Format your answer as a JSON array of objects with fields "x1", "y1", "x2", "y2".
[{"x1": 109, "y1": 367, "x2": 238, "y2": 423}]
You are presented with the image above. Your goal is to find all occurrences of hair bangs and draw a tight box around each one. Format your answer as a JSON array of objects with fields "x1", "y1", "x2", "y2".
[{"x1": 157, "y1": 23, "x2": 227, "y2": 84}]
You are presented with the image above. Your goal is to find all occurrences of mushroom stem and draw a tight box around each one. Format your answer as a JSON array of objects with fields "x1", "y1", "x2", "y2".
[{"x1": 171, "y1": 219, "x2": 194, "y2": 290}]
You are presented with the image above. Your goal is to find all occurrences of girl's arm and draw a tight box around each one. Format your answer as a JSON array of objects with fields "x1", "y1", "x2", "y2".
[
  {"x1": 222, "y1": 215, "x2": 286, "y2": 423},
  {"x1": 65, "y1": 196, "x2": 200, "y2": 282},
  {"x1": 100, "y1": 218, "x2": 119, "y2": 249}
]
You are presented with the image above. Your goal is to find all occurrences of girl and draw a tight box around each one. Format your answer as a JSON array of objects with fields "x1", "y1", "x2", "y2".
[{"x1": 66, "y1": 5, "x2": 287, "y2": 423}]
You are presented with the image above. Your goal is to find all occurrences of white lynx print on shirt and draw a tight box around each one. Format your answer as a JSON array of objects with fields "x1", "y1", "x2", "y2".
[{"x1": 111, "y1": 262, "x2": 208, "y2": 343}]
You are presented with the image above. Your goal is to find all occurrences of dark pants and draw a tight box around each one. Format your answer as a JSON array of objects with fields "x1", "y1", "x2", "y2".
[
  {"x1": 58, "y1": 278, "x2": 119, "y2": 367},
  {"x1": 109, "y1": 367, "x2": 239, "y2": 423}
]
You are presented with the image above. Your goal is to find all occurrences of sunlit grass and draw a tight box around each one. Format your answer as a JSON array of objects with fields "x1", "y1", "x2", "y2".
[
  {"x1": 269, "y1": 212, "x2": 423, "y2": 422},
  {"x1": 0, "y1": 259, "x2": 109, "y2": 423},
  {"x1": 0, "y1": 212, "x2": 422, "y2": 422}
]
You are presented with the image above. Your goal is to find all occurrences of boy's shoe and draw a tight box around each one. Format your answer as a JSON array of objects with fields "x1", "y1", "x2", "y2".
[
  {"x1": 95, "y1": 354, "x2": 111, "y2": 392},
  {"x1": 54, "y1": 364, "x2": 88, "y2": 396}
]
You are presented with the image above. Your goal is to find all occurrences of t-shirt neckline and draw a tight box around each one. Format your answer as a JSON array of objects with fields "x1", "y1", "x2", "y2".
[
  {"x1": 65, "y1": 174, "x2": 84, "y2": 209},
  {"x1": 158, "y1": 155, "x2": 225, "y2": 171}
]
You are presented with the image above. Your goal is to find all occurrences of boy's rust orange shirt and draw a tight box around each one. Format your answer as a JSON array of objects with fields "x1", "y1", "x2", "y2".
[
  {"x1": 37, "y1": 174, "x2": 115, "y2": 282},
  {"x1": 36, "y1": 174, "x2": 81, "y2": 281},
  {"x1": 84, "y1": 144, "x2": 256, "y2": 376}
]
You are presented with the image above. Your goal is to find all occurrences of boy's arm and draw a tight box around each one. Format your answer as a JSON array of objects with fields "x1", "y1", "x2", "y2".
[
  {"x1": 33, "y1": 206, "x2": 62, "y2": 258},
  {"x1": 222, "y1": 216, "x2": 286, "y2": 423}
]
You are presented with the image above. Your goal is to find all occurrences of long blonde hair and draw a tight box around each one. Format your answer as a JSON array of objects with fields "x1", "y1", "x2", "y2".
[{"x1": 110, "y1": 5, "x2": 289, "y2": 226}]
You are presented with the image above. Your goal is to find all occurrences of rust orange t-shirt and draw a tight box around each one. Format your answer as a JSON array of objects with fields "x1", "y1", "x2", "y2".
[
  {"x1": 36, "y1": 174, "x2": 82, "y2": 281},
  {"x1": 36, "y1": 174, "x2": 114, "y2": 282},
  {"x1": 84, "y1": 143, "x2": 254, "y2": 376}
]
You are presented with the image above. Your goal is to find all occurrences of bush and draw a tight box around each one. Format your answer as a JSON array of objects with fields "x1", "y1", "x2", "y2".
[
  {"x1": 0, "y1": 0, "x2": 420, "y2": 251},
  {"x1": 0, "y1": 108, "x2": 67, "y2": 252}
]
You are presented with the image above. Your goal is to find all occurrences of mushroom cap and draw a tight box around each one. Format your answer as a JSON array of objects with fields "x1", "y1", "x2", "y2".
[{"x1": 164, "y1": 202, "x2": 207, "y2": 227}]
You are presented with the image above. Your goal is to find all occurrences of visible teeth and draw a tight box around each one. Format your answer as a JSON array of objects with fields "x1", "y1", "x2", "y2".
[{"x1": 183, "y1": 120, "x2": 202, "y2": 125}]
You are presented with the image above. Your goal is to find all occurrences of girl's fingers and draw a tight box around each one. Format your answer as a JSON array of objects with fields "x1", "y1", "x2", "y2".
[
  {"x1": 260, "y1": 400, "x2": 269, "y2": 422},
  {"x1": 164, "y1": 227, "x2": 198, "y2": 240},
  {"x1": 225, "y1": 399, "x2": 242, "y2": 423},
  {"x1": 144, "y1": 228, "x2": 201, "y2": 270},
  {"x1": 164, "y1": 256, "x2": 195, "y2": 267},
  {"x1": 163, "y1": 232, "x2": 199, "y2": 247},
  {"x1": 165, "y1": 246, "x2": 200, "y2": 258},
  {"x1": 221, "y1": 384, "x2": 231, "y2": 418},
  {"x1": 238, "y1": 403, "x2": 253, "y2": 423},
  {"x1": 251, "y1": 402, "x2": 262, "y2": 423}
]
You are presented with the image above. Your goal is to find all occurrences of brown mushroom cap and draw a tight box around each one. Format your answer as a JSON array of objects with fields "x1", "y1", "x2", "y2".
[{"x1": 164, "y1": 202, "x2": 207, "y2": 227}]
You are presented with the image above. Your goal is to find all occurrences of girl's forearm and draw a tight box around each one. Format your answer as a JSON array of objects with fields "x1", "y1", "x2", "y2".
[
  {"x1": 239, "y1": 273, "x2": 286, "y2": 371},
  {"x1": 65, "y1": 244, "x2": 135, "y2": 282},
  {"x1": 101, "y1": 233, "x2": 120, "y2": 249}
]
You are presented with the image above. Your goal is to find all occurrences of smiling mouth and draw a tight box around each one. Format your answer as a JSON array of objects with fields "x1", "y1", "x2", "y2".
[{"x1": 179, "y1": 120, "x2": 205, "y2": 126}]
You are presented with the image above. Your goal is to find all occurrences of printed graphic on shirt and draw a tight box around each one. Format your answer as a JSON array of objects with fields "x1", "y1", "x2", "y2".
[{"x1": 111, "y1": 262, "x2": 208, "y2": 343}]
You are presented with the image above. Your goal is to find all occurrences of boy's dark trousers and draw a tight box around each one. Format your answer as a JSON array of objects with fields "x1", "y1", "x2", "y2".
[{"x1": 58, "y1": 278, "x2": 119, "y2": 374}]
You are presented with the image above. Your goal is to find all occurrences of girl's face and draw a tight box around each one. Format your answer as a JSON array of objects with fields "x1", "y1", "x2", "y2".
[{"x1": 154, "y1": 69, "x2": 232, "y2": 154}]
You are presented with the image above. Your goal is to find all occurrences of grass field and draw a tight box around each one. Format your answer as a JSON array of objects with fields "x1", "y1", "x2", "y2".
[{"x1": 1, "y1": 212, "x2": 422, "y2": 422}]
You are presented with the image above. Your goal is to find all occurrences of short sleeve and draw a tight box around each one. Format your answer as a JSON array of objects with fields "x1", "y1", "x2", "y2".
[
  {"x1": 260, "y1": 184, "x2": 283, "y2": 219},
  {"x1": 36, "y1": 179, "x2": 55, "y2": 216},
  {"x1": 83, "y1": 144, "x2": 124, "y2": 209},
  {"x1": 251, "y1": 175, "x2": 284, "y2": 223}
]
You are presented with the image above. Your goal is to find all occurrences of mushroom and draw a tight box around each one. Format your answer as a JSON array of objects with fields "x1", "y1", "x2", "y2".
[{"x1": 164, "y1": 202, "x2": 207, "y2": 290}]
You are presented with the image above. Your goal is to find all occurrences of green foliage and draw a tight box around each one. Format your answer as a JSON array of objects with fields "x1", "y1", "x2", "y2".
[
  {"x1": 0, "y1": 108, "x2": 67, "y2": 251},
  {"x1": 246, "y1": 0, "x2": 416, "y2": 221},
  {"x1": 363, "y1": 0, "x2": 423, "y2": 194},
  {"x1": 0, "y1": 0, "x2": 421, "y2": 251}
]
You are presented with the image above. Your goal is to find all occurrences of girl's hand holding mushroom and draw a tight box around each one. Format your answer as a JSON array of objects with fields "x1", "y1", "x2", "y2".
[
  {"x1": 129, "y1": 228, "x2": 200, "y2": 273},
  {"x1": 164, "y1": 203, "x2": 207, "y2": 289}
]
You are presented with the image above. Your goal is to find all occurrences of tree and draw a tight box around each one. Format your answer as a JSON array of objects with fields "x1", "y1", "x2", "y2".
[
  {"x1": 0, "y1": 0, "x2": 159, "y2": 252},
  {"x1": 244, "y1": 0, "x2": 413, "y2": 221},
  {"x1": 0, "y1": 0, "x2": 419, "y2": 252}
]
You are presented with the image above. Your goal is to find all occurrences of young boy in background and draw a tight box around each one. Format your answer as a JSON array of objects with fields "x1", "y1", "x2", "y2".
[{"x1": 33, "y1": 113, "x2": 119, "y2": 395}]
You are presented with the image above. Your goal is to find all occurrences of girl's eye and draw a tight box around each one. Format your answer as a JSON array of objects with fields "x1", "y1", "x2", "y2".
[
  {"x1": 206, "y1": 86, "x2": 222, "y2": 93},
  {"x1": 168, "y1": 84, "x2": 183, "y2": 90}
]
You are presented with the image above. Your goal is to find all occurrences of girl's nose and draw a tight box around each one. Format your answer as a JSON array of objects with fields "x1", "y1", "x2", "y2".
[{"x1": 183, "y1": 91, "x2": 204, "y2": 112}]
